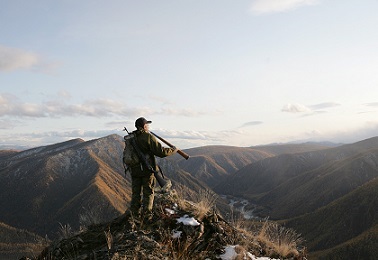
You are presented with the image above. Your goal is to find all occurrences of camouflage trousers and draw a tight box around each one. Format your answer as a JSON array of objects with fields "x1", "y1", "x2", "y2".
[{"x1": 130, "y1": 174, "x2": 155, "y2": 219}]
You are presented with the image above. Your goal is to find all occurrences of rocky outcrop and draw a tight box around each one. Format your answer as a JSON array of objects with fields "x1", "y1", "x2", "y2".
[{"x1": 37, "y1": 189, "x2": 307, "y2": 260}]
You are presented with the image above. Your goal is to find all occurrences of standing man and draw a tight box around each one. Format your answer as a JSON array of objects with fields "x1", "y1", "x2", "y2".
[{"x1": 128, "y1": 117, "x2": 177, "y2": 222}]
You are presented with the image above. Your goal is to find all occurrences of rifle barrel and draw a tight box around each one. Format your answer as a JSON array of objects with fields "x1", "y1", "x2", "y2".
[{"x1": 150, "y1": 131, "x2": 190, "y2": 160}]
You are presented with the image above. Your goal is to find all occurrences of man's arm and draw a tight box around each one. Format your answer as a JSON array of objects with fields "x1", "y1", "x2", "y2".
[{"x1": 148, "y1": 134, "x2": 176, "y2": 158}]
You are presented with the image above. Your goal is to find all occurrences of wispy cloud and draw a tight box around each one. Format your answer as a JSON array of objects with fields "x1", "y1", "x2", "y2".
[
  {"x1": 0, "y1": 119, "x2": 21, "y2": 129},
  {"x1": 0, "y1": 45, "x2": 59, "y2": 73},
  {"x1": 300, "y1": 121, "x2": 378, "y2": 144},
  {"x1": 0, "y1": 127, "x2": 240, "y2": 149},
  {"x1": 148, "y1": 95, "x2": 175, "y2": 106},
  {"x1": 282, "y1": 103, "x2": 311, "y2": 113},
  {"x1": 154, "y1": 129, "x2": 224, "y2": 142},
  {"x1": 308, "y1": 102, "x2": 340, "y2": 110},
  {"x1": 364, "y1": 102, "x2": 378, "y2": 107},
  {"x1": 0, "y1": 94, "x2": 149, "y2": 118},
  {"x1": 240, "y1": 121, "x2": 263, "y2": 128},
  {"x1": 282, "y1": 102, "x2": 340, "y2": 115},
  {"x1": 0, "y1": 93, "x2": 213, "y2": 122},
  {"x1": 0, "y1": 45, "x2": 40, "y2": 72},
  {"x1": 250, "y1": 0, "x2": 320, "y2": 15}
]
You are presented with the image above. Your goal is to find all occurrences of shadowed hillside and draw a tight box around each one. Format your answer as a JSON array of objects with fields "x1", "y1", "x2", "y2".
[
  {"x1": 286, "y1": 176, "x2": 378, "y2": 258},
  {"x1": 216, "y1": 137, "x2": 378, "y2": 216},
  {"x1": 171, "y1": 143, "x2": 330, "y2": 188},
  {"x1": 0, "y1": 222, "x2": 48, "y2": 260},
  {"x1": 215, "y1": 136, "x2": 378, "y2": 258}
]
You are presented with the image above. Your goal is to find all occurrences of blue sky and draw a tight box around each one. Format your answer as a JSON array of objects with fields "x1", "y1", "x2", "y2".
[{"x1": 1, "y1": 0, "x2": 378, "y2": 149}]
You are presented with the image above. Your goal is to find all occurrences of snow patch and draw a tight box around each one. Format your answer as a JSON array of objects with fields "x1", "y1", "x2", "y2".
[
  {"x1": 176, "y1": 215, "x2": 200, "y2": 226},
  {"x1": 172, "y1": 230, "x2": 182, "y2": 239},
  {"x1": 165, "y1": 208, "x2": 175, "y2": 215},
  {"x1": 219, "y1": 245, "x2": 279, "y2": 260}
]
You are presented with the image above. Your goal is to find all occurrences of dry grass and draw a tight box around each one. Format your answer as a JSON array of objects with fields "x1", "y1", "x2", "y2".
[
  {"x1": 257, "y1": 219, "x2": 303, "y2": 258},
  {"x1": 104, "y1": 228, "x2": 113, "y2": 259},
  {"x1": 191, "y1": 189, "x2": 218, "y2": 220},
  {"x1": 79, "y1": 206, "x2": 106, "y2": 231},
  {"x1": 228, "y1": 207, "x2": 253, "y2": 233},
  {"x1": 57, "y1": 223, "x2": 74, "y2": 240},
  {"x1": 174, "y1": 185, "x2": 218, "y2": 220}
]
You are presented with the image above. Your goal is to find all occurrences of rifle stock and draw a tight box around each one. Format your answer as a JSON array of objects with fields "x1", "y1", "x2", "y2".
[{"x1": 150, "y1": 131, "x2": 190, "y2": 160}]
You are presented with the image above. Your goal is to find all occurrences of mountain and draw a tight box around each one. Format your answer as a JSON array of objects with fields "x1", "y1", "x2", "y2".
[
  {"x1": 0, "y1": 222, "x2": 47, "y2": 260},
  {"x1": 36, "y1": 189, "x2": 307, "y2": 260},
  {"x1": 216, "y1": 137, "x2": 378, "y2": 217},
  {"x1": 0, "y1": 134, "x2": 213, "y2": 240},
  {"x1": 286, "y1": 176, "x2": 378, "y2": 258},
  {"x1": 2, "y1": 134, "x2": 377, "y2": 258},
  {"x1": 0, "y1": 150, "x2": 19, "y2": 158},
  {"x1": 251, "y1": 142, "x2": 338, "y2": 154},
  {"x1": 171, "y1": 143, "x2": 330, "y2": 188},
  {"x1": 215, "y1": 136, "x2": 378, "y2": 258},
  {"x1": 0, "y1": 135, "x2": 130, "y2": 237}
]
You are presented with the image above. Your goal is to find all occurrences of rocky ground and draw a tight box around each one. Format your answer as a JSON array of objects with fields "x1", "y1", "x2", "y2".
[{"x1": 35, "y1": 188, "x2": 307, "y2": 260}]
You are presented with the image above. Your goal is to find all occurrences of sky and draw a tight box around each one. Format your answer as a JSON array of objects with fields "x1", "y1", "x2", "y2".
[{"x1": 1, "y1": 0, "x2": 378, "y2": 149}]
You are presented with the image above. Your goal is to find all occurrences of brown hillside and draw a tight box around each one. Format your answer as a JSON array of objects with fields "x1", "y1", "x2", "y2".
[
  {"x1": 0, "y1": 134, "x2": 214, "y2": 241},
  {"x1": 0, "y1": 222, "x2": 48, "y2": 260},
  {"x1": 215, "y1": 136, "x2": 378, "y2": 213},
  {"x1": 213, "y1": 136, "x2": 378, "y2": 258},
  {"x1": 258, "y1": 148, "x2": 378, "y2": 219},
  {"x1": 310, "y1": 224, "x2": 378, "y2": 260},
  {"x1": 286, "y1": 176, "x2": 378, "y2": 256},
  {"x1": 0, "y1": 150, "x2": 19, "y2": 158},
  {"x1": 0, "y1": 135, "x2": 128, "y2": 237},
  {"x1": 252, "y1": 142, "x2": 336, "y2": 155},
  {"x1": 170, "y1": 145, "x2": 275, "y2": 188}
]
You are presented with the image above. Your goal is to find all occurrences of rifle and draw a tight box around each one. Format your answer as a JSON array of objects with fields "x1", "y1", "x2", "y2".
[
  {"x1": 150, "y1": 131, "x2": 190, "y2": 160},
  {"x1": 123, "y1": 127, "x2": 168, "y2": 188}
]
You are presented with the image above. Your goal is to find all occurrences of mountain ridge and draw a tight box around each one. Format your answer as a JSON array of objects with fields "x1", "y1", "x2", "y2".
[{"x1": 1, "y1": 134, "x2": 378, "y2": 259}]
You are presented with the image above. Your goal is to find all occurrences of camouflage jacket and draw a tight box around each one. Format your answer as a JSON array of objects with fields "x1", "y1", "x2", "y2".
[{"x1": 130, "y1": 129, "x2": 175, "y2": 177}]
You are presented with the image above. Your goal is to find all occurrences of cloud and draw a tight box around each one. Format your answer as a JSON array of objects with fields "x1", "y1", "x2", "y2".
[
  {"x1": 159, "y1": 107, "x2": 211, "y2": 117},
  {"x1": 281, "y1": 103, "x2": 311, "y2": 113},
  {"x1": 300, "y1": 121, "x2": 378, "y2": 144},
  {"x1": 153, "y1": 129, "x2": 223, "y2": 142},
  {"x1": 0, "y1": 119, "x2": 21, "y2": 129},
  {"x1": 0, "y1": 45, "x2": 59, "y2": 73},
  {"x1": 364, "y1": 102, "x2": 378, "y2": 107},
  {"x1": 0, "y1": 93, "x2": 213, "y2": 121},
  {"x1": 0, "y1": 94, "x2": 146, "y2": 118},
  {"x1": 240, "y1": 121, "x2": 263, "y2": 128},
  {"x1": 105, "y1": 120, "x2": 132, "y2": 129},
  {"x1": 148, "y1": 95, "x2": 175, "y2": 106},
  {"x1": 309, "y1": 102, "x2": 340, "y2": 110},
  {"x1": 250, "y1": 0, "x2": 319, "y2": 14},
  {"x1": 0, "y1": 127, "x2": 237, "y2": 150},
  {"x1": 0, "y1": 45, "x2": 40, "y2": 72},
  {"x1": 282, "y1": 102, "x2": 340, "y2": 115},
  {"x1": 0, "y1": 129, "x2": 120, "y2": 149}
]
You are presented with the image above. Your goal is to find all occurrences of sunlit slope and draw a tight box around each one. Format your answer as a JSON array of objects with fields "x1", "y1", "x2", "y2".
[{"x1": 0, "y1": 135, "x2": 129, "y2": 237}]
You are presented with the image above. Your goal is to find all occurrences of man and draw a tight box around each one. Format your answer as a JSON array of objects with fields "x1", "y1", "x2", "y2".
[{"x1": 128, "y1": 117, "x2": 177, "y2": 222}]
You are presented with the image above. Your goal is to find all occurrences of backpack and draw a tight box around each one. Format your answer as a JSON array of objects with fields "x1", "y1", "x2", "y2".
[{"x1": 123, "y1": 133, "x2": 140, "y2": 168}]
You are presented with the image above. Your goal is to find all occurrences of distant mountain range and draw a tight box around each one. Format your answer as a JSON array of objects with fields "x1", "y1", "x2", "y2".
[{"x1": 1, "y1": 135, "x2": 377, "y2": 259}]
